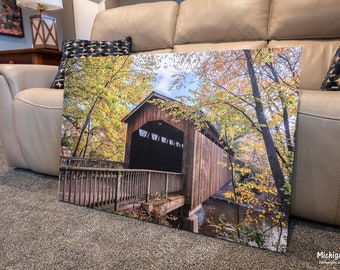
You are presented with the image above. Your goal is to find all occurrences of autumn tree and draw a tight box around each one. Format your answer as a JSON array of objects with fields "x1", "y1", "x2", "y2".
[
  {"x1": 152, "y1": 48, "x2": 301, "y2": 251},
  {"x1": 61, "y1": 54, "x2": 157, "y2": 161}
]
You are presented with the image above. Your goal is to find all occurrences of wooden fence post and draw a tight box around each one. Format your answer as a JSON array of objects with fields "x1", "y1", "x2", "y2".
[
  {"x1": 115, "y1": 172, "x2": 122, "y2": 211},
  {"x1": 165, "y1": 174, "x2": 169, "y2": 199},
  {"x1": 58, "y1": 168, "x2": 65, "y2": 202},
  {"x1": 146, "y1": 172, "x2": 151, "y2": 202}
]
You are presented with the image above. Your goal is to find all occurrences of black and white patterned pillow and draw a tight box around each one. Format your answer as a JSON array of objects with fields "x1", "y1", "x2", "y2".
[
  {"x1": 51, "y1": 37, "x2": 132, "y2": 89},
  {"x1": 320, "y1": 47, "x2": 340, "y2": 91}
]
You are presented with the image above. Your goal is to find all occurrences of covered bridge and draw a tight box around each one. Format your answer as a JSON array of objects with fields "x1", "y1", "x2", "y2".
[{"x1": 122, "y1": 92, "x2": 230, "y2": 216}]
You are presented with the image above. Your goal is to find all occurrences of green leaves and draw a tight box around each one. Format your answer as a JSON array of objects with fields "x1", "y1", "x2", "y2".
[{"x1": 62, "y1": 55, "x2": 157, "y2": 161}]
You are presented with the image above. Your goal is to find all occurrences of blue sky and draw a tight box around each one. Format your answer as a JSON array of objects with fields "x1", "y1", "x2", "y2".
[{"x1": 140, "y1": 52, "x2": 206, "y2": 101}]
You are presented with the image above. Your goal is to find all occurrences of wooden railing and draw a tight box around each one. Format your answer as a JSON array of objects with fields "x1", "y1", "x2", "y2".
[
  {"x1": 60, "y1": 156, "x2": 126, "y2": 169},
  {"x1": 58, "y1": 166, "x2": 184, "y2": 211}
]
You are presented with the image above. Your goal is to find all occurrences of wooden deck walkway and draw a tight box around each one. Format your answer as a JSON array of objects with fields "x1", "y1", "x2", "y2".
[
  {"x1": 58, "y1": 166, "x2": 184, "y2": 212},
  {"x1": 142, "y1": 194, "x2": 185, "y2": 215}
]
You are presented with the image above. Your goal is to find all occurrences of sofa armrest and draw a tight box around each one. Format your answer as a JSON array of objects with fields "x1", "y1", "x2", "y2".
[
  {"x1": 0, "y1": 64, "x2": 58, "y2": 97},
  {"x1": 292, "y1": 90, "x2": 340, "y2": 225}
]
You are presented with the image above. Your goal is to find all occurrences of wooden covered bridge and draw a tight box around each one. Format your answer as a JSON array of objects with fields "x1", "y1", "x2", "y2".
[{"x1": 59, "y1": 92, "x2": 230, "y2": 231}]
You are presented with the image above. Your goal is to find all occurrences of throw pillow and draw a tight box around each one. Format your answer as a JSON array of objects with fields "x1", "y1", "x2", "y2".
[
  {"x1": 51, "y1": 37, "x2": 132, "y2": 89},
  {"x1": 320, "y1": 47, "x2": 340, "y2": 91}
]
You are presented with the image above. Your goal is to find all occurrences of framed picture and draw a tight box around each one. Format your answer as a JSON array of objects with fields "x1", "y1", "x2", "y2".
[
  {"x1": 59, "y1": 47, "x2": 302, "y2": 252},
  {"x1": 0, "y1": 0, "x2": 24, "y2": 37}
]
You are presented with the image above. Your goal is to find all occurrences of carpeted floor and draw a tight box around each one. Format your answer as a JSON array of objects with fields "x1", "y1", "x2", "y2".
[{"x1": 0, "y1": 141, "x2": 339, "y2": 270}]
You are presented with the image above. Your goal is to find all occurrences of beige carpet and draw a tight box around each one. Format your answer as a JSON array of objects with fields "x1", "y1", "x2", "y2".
[{"x1": 0, "y1": 142, "x2": 339, "y2": 269}]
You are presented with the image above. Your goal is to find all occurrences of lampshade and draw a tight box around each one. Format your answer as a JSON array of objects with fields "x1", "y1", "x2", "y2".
[{"x1": 16, "y1": 0, "x2": 63, "y2": 10}]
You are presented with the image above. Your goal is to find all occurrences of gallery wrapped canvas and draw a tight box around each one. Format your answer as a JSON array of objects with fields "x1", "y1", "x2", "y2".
[{"x1": 59, "y1": 48, "x2": 302, "y2": 252}]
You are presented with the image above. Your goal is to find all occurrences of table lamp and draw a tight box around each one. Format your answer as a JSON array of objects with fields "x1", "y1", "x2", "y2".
[{"x1": 16, "y1": 0, "x2": 63, "y2": 49}]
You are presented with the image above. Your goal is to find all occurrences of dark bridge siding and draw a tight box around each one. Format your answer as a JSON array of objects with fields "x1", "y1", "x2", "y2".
[
  {"x1": 124, "y1": 95, "x2": 230, "y2": 214},
  {"x1": 124, "y1": 101, "x2": 194, "y2": 172},
  {"x1": 130, "y1": 132, "x2": 183, "y2": 172}
]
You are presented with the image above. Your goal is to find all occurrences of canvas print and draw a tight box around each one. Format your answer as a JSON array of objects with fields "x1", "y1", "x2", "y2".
[{"x1": 59, "y1": 48, "x2": 302, "y2": 252}]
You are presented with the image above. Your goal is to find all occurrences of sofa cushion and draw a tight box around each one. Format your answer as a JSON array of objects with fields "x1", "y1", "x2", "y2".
[
  {"x1": 269, "y1": 0, "x2": 340, "y2": 39},
  {"x1": 320, "y1": 47, "x2": 340, "y2": 91},
  {"x1": 51, "y1": 37, "x2": 132, "y2": 89},
  {"x1": 174, "y1": 0, "x2": 270, "y2": 45},
  {"x1": 269, "y1": 40, "x2": 340, "y2": 90},
  {"x1": 13, "y1": 88, "x2": 64, "y2": 176},
  {"x1": 91, "y1": 2, "x2": 179, "y2": 53}
]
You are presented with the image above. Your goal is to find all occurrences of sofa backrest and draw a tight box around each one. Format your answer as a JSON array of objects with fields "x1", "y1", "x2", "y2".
[
  {"x1": 173, "y1": 0, "x2": 270, "y2": 44},
  {"x1": 269, "y1": 0, "x2": 340, "y2": 40},
  {"x1": 91, "y1": 0, "x2": 340, "y2": 90},
  {"x1": 91, "y1": 1, "x2": 178, "y2": 53}
]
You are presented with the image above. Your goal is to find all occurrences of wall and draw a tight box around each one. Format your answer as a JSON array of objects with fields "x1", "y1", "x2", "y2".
[
  {"x1": 106, "y1": 0, "x2": 119, "y2": 9},
  {"x1": 61, "y1": 0, "x2": 105, "y2": 41},
  {"x1": 60, "y1": 0, "x2": 75, "y2": 41},
  {"x1": 72, "y1": 0, "x2": 104, "y2": 40}
]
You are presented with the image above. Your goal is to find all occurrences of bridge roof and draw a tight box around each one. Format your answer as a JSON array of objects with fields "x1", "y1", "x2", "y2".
[
  {"x1": 122, "y1": 91, "x2": 225, "y2": 148},
  {"x1": 122, "y1": 91, "x2": 175, "y2": 123}
]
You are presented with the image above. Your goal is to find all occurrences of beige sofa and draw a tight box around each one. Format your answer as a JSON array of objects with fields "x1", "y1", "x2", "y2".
[{"x1": 0, "y1": 0, "x2": 340, "y2": 226}]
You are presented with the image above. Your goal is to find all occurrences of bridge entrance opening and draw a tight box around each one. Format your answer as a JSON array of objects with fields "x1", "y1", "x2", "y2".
[{"x1": 129, "y1": 120, "x2": 184, "y2": 173}]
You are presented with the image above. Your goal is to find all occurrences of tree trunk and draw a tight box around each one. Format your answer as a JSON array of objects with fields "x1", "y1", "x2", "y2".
[
  {"x1": 73, "y1": 94, "x2": 102, "y2": 157},
  {"x1": 244, "y1": 50, "x2": 288, "y2": 212}
]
